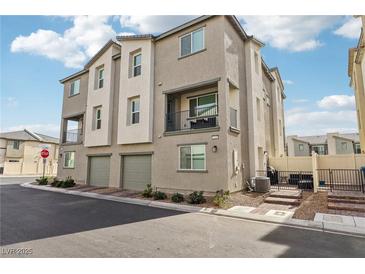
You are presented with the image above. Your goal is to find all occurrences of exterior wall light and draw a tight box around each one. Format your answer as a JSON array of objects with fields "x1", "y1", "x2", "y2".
[{"x1": 212, "y1": 145, "x2": 218, "y2": 153}]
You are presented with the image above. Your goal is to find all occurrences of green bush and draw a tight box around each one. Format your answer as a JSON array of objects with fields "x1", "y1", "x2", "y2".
[
  {"x1": 61, "y1": 176, "x2": 75, "y2": 188},
  {"x1": 51, "y1": 179, "x2": 63, "y2": 187},
  {"x1": 213, "y1": 189, "x2": 230, "y2": 208},
  {"x1": 142, "y1": 183, "x2": 153, "y2": 198},
  {"x1": 35, "y1": 177, "x2": 48, "y2": 185},
  {"x1": 153, "y1": 191, "x2": 167, "y2": 200},
  {"x1": 187, "y1": 191, "x2": 206, "y2": 204},
  {"x1": 171, "y1": 192, "x2": 184, "y2": 203}
]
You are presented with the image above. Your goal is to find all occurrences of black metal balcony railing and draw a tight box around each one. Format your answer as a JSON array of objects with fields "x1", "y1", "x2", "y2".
[
  {"x1": 166, "y1": 105, "x2": 218, "y2": 132},
  {"x1": 62, "y1": 129, "x2": 82, "y2": 144},
  {"x1": 230, "y1": 107, "x2": 238, "y2": 128}
]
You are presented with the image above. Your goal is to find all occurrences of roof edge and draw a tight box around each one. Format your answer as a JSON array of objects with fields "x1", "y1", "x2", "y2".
[{"x1": 59, "y1": 69, "x2": 89, "y2": 83}]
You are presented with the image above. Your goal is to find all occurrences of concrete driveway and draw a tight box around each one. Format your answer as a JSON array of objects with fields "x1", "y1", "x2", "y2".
[{"x1": 1, "y1": 184, "x2": 365, "y2": 258}]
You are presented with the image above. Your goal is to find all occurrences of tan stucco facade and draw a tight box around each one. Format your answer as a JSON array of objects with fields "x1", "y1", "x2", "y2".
[
  {"x1": 0, "y1": 138, "x2": 58, "y2": 176},
  {"x1": 57, "y1": 16, "x2": 285, "y2": 193},
  {"x1": 349, "y1": 15, "x2": 365, "y2": 154}
]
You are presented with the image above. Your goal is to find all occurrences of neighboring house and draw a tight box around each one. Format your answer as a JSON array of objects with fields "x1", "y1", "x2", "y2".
[
  {"x1": 287, "y1": 133, "x2": 361, "y2": 156},
  {"x1": 349, "y1": 15, "x2": 365, "y2": 154},
  {"x1": 57, "y1": 15, "x2": 285, "y2": 193},
  {"x1": 0, "y1": 129, "x2": 59, "y2": 175}
]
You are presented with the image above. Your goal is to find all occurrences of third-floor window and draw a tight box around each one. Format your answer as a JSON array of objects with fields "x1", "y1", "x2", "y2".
[
  {"x1": 96, "y1": 66, "x2": 104, "y2": 89},
  {"x1": 133, "y1": 53, "x2": 142, "y2": 77},
  {"x1": 180, "y1": 27, "x2": 204, "y2": 57},
  {"x1": 70, "y1": 79, "x2": 80, "y2": 96}
]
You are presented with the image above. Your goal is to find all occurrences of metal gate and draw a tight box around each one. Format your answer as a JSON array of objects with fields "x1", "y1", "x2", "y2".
[
  {"x1": 256, "y1": 170, "x2": 313, "y2": 191},
  {"x1": 317, "y1": 169, "x2": 365, "y2": 193}
]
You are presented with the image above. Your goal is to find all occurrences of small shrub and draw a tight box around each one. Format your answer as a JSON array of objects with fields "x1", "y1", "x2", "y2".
[
  {"x1": 61, "y1": 176, "x2": 75, "y2": 188},
  {"x1": 51, "y1": 179, "x2": 63, "y2": 187},
  {"x1": 142, "y1": 183, "x2": 153, "y2": 198},
  {"x1": 213, "y1": 189, "x2": 230, "y2": 208},
  {"x1": 35, "y1": 177, "x2": 48, "y2": 185},
  {"x1": 153, "y1": 191, "x2": 167, "y2": 200},
  {"x1": 171, "y1": 192, "x2": 184, "y2": 203},
  {"x1": 187, "y1": 191, "x2": 206, "y2": 204}
]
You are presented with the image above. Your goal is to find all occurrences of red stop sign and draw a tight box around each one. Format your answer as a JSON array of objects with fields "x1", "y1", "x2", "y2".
[{"x1": 41, "y1": 149, "x2": 49, "y2": 158}]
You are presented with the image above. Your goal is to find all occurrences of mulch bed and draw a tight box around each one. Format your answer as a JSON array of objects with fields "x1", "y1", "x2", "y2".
[
  {"x1": 292, "y1": 191, "x2": 329, "y2": 220},
  {"x1": 226, "y1": 191, "x2": 268, "y2": 208}
]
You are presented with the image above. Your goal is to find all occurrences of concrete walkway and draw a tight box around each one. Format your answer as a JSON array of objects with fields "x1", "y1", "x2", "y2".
[{"x1": 21, "y1": 182, "x2": 365, "y2": 237}]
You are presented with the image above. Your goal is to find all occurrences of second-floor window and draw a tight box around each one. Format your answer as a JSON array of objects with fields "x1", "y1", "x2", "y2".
[
  {"x1": 13, "y1": 140, "x2": 20, "y2": 150},
  {"x1": 133, "y1": 53, "x2": 142, "y2": 77},
  {"x1": 180, "y1": 27, "x2": 204, "y2": 57},
  {"x1": 131, "y1": 97, "x2": 140, "y2": 124},
  {"x1": 94, "y1": 106, "x2": 102, "y2": 130},
  {"x1": 355, "y1": 143, "x2": 361, "y2": 154},
  {"x1": 298, "y1": 144, "x2": 304, "y2": 151},
  {"x1": 256, "y1": 98, "x2": 261, "y2": 121},
  {"x1": 96, "y1": 67, "x2": 104, "y2": 89},
  {"x1": 70, "y1": 79, "x2": 80, "y2": 96},
  {"x1": 189, "y1": 93, "x2": 217, "y2": 117}
]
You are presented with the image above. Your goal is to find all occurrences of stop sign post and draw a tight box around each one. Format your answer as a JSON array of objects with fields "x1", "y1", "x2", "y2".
[{"x1": 41, "y1": 149, "x2": 49, "y2": 178}]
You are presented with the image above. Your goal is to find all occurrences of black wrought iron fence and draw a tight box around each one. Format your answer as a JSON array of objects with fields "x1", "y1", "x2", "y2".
[
  {"x1": 256, "y1": 170, "x2": 313, "y2": 191},
  {"x1": 317, "y1": 169, "x2": 364, "y2": 193}
]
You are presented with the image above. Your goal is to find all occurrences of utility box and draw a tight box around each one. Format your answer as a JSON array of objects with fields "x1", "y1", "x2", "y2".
[{"x1": 255, "y1": 176, "x2": 271, "y2": 193}]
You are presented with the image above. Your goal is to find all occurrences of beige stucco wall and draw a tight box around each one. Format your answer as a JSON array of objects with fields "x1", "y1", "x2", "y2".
[
  {"x1": 84, "y1": 45, "x2": 120, "y2": 147},
  {"x1": 270, "y1": 154, "x2": 365, "y2": 171},
  {"x1": 118, "y1": 39, "x2": 154, "y2": 144}
]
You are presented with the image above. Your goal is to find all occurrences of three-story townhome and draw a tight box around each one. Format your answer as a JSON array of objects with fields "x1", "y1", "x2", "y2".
[{"x1": 58, "y1": 15, "x2": 286, "y2": 193}]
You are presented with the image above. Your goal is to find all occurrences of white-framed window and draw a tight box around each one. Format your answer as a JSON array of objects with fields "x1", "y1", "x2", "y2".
[
  {"x1": 279, "y1": 119, "x2": 282, "y2": 136},
  {"x1": 64, "y1": 151, "x2": 75, "y2": 169},
  {"x1": 355, "y1": 143, "x2": 361, "y2": 154},
  {"x1": 96, "y1": 67, "x2": 104, "y2": 89},
  {"x1": 254, "y1": 51, "x2": 259, "y2": 74},
  {"x1": 341, "y1": 142, "x2": 348, "y2": 150},
  {"x1": 312, "y1": 145, "x2": 326, "y2": 155},
  {"x1": 94, "y1": 106, "x2": 102, "y2": 130},
  {"x1": 298, "y1": 144, "x2": 304, "y2": 151},
  {"x1": 189, "y1": 93, "x2": 217, "y2": 117},
  {"x1": 132, "y1": 53, "x2": 142, "y2": 77},
  {"x1": 131, "y1": 97, "x2": 140, "y2": 124},
  {"x1": 180, "y1": 27, "x2": 205, "y2": 57},
  {"x1": 256, "y1": 97, "x2": 261, "y2": 121},
  {"x1": 70, "y1": 79, "x2": 80, "y2": 96},
  {"x1": 179, "y1": 144, "x2": 206, "y2": 171},
  {"x1": 13, "y1": 140, "x2": 20, "y2": 150}
]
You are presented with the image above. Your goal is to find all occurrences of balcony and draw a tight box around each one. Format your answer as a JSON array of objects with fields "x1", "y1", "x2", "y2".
[
  {"x1": 62, "y1": 129, "x2": 83, "y2": 144},
  {"x1": 165, "y1": 105, "x2": 218, "y2": 133}
]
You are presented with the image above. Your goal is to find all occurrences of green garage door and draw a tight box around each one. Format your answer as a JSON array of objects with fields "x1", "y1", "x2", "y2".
[
  {"x1": 123, "y1": 155, "x2": 151, "y2": 191},
  {"x1": 89, "y1": 156, "x2": 110, "y2": 187}
]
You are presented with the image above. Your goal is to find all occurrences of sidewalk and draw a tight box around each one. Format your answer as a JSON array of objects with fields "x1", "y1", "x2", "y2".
[{"x1": 22, "y1": 182, "x2": 365, "y2": 237}]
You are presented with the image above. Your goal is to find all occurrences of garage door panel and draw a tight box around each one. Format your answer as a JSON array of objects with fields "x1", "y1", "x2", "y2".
[
  {"x1": 89, "y1": 156, "x2": 110, "y2": 187},
  {"x1": 123, "y1": 155, "x2": 151, "y2": 191}
]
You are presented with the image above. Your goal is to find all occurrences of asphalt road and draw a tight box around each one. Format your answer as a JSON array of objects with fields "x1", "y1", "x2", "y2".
[
  {"x1": 0, "y1": 176, "x2": 37, "y2": 185},
  {"x1": 1, "y1": 182, "x2": 365, "y2": 258}
]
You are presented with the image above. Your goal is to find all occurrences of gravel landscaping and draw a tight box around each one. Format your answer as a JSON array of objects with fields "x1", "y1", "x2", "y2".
[{"x1": 292, "y1": 191, "x2": 329, "y2": 220}]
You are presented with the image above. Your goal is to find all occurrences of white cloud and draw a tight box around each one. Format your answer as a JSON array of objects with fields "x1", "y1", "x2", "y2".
[
  {"x1": 239, "y1": 16, "x2": 341, "y2": 52},
  {"x1": 120, "y1": 15, "x2": 197, "y2": 34},
  {"x1": 283, "y1": 80, "x2": 294, "y2": 85},
  {"x1": 317, "y1": 95, "x2": 355, "y2": 110},
  {"x1": 11, "y1": 16, "x2": 116, "y2": 68},
  {"x1": 285, "y1": 109, "x2": 357, "y2": 136},
  {"x1": 5, "y1": 97, "x2": 18, "y2": 107},
  {"x1": 334, "y1": 17, "x2": 362, "y2": 39},
  {"x1": 2, "y1": 124, "x2": 60, "y2": 138},
  {"x1": 292, "y1": 99, "x2": 309, "y2": 103}
]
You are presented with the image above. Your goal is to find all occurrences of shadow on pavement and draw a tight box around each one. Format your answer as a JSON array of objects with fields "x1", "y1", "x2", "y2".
[
  {"x1": 0, "y1": 185, "x2": 185, "y2": 246},
  {"x1": 259, "y1": 225, "x2": 365, "y2": 258}
]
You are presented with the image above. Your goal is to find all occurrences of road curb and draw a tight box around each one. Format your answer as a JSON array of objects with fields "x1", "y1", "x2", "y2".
[{"x1": 21, "y1": 182, "x2": 365, "y2": 237}]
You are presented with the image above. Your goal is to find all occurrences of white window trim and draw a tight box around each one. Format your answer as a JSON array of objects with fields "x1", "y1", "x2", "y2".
[
  {"x1": 132, "y1": 53, "x2": 142, "y2": 77},
  {"x1": 130, "y1": 97, "x2": 140, "y2": 124},
  {"x1": 178, "y1": 144, "x2": 206, "y2": 171},
  {"x1": 188, "y1": 92, "x2": 218, "y2": 118},
  {"x1": 63, "y1": 151, "x2": 75, "y2": 169},
  {"x1": 179, "y1": 27, "x2": 205, "y2": 58},
  {"x1": 70, "y1": 79, "x2": 80, "y2": 96},
  {"x1": 95, "y1": 107, "x2": 102, "y2": 130},
  {"x1": 298, "y1": 144, "x2": 304, "y2": 151},
  {"x1": 97, "y1": 67, "x2": 104, "y2": 89}
]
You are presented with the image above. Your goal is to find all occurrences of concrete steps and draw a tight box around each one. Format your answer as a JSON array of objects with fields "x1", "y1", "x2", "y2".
[
  {"x1": 328, "y1": 192, "x2": 365, "y2": 201},
  {"x1": 328, "y1": 202, "x2": 365, "y2": 212},
  {"x1": 328, "y1": 198, "x2": 365, "y2": 204},
  {"x1": 264, "y1": 190, "x2": 302, "y2": 206},
  {"x1": 264, "y1": 197, "x2": 301, "y2": 206}
]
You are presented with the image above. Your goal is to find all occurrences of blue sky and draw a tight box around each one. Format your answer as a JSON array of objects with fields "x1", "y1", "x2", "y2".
[{"x1": 0, "y1": 15, "x2": 361, "y2": 137}]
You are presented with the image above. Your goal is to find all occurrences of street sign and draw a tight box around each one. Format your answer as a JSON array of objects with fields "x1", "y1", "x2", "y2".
[{"x1": 41, "y1": 149, "x2": 49, "y2": 158}]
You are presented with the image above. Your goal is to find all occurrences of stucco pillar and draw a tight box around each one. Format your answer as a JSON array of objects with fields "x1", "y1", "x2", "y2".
[{"x1": 311, "y1": 151, "x2": 319, "y2": 193}]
